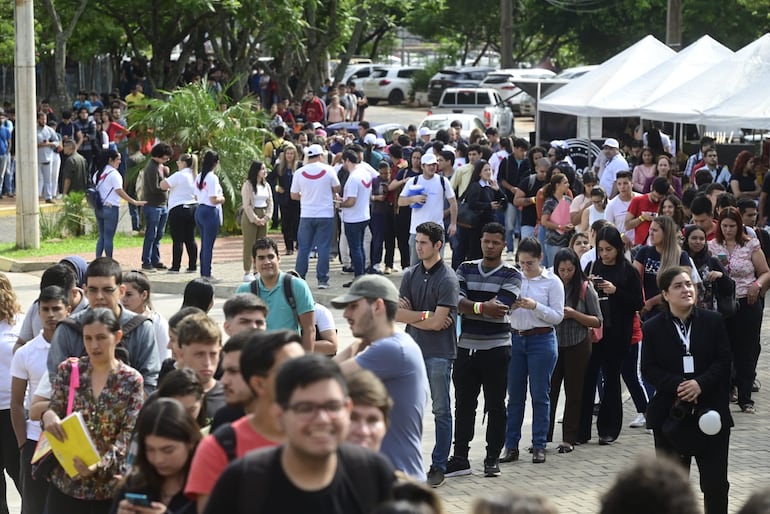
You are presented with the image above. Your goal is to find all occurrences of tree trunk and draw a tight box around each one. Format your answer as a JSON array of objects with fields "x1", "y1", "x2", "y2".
[
  {"x1": 39, "y1": 0, "x2": 89, "y2": 108},
  {"x1": 334, "y1": 9, "x2": 366, "y2": 84}
]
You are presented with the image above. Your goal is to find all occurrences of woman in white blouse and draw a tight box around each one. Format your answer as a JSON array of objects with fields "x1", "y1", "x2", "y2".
[
  {"x1": 194, "y1": 150, "x2": 225, "y2": 280},
  {"x1": 240, "y1": 161, "x2": 273, "y2": 282},
  {"x1": 94, "y1": 149, "x2": 145, "y2": 258},
  {"x1": 502, "y1": 237, "x2": 564, "y2": 465},
  {"x1": 161, "y1": 153, "x2": 199, "y2": 273}
]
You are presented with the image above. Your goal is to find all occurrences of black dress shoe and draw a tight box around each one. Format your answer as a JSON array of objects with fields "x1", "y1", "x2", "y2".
[
  {"x1": 598, "y1": 436, "x2": 616, "y2": 445},
  {"x1": 532, "y1": 448, "x2": 546, "y2": 463},
  {"x1": 499, "y1": 448, "x2": 519, "y2": 463}
]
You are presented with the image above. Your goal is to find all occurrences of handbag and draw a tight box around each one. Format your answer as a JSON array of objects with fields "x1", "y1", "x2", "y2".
[
  {"x1": 457, "y1": 200, "x2": 480, "y2": 229},
  {"x1": 32, "y1": 358, "x2": 80, "y2": 481},
  {"x1": 580, "y1": 280, "x2": 603, "y2": 343},
  {"x1": 713, "y1": 276, "x2": 739, "y2": 318}
]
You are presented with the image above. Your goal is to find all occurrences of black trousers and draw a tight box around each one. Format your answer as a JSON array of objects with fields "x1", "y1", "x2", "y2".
[
  {"x1": 395, "y1": 209, "x2": 412, "y2": 269},
  {"x1": 548, "y1": 339, "x2": 591, "y2": 444},
  {"x1": 46, "y1": 485, "x2": 111, "y2": 514},
  {"x1": 578, "y1": 336, "x2": 628, "y2": 442},
  {"x1": 279, "y1": 201, "x2": 300, "y2": 251},
  {"x1": 168, "y1": 204, "x2": 198, "y2": 271},
  {"x1": 452, "y1": 346, "x2": 511, "y2": 459},
  {"x1": 0, "y1": 410, "x2": 20, "y2": 514},
  {"x1": 21, "y1": 439, "x2": 48, "y2": 514},
  {"x1": 653, "y1": 428, "x2": 730, "y2": 514},
  {"x1": 724, "y1": 297, "x2": 762, "y2": 408}
]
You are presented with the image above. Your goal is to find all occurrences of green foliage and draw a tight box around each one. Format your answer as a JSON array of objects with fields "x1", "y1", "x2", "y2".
[
  {"x1": 127, "y1": 81, "x2": 271, "y2": 231},
  {"x1": 39, "y1": 209, "x2": 63, "y2": 240},
  {"x1": 61, "y1": 192, "x2": 93, "y2": 237},
  {"x1": 410, "y1": 60, "x2": 449, "y2": 96}
]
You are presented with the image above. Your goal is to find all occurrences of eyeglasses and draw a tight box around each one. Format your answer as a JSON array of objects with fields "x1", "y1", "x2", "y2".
[{"x1": 285, "y1": 400, "x2": 346, "y2": 419}]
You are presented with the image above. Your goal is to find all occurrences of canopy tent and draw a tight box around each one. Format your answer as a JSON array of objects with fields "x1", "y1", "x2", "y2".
[
  {"x1": 538, "y1": 35, "x2": 676, "y2": 116},
  {"x1": 590, "y1": 35, "x2": 733, "y2": 117},
  {"x1": 640, "y1": 33, "x2": 770, "y2": 125}
]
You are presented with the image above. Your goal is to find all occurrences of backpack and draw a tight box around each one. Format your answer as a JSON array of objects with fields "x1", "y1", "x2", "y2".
[
  {"x1": 249, "y1": 273, "x2": 298, "y2": 325},
  {"x1": 213, "y1": 423, "x2": 237, "y2": 462},
  {"x1": 86, "y1": 169, "x2": 115, "y2": 211},
  {"x1": 57, "y1": 313, "x2": 149, "y2": 364}
]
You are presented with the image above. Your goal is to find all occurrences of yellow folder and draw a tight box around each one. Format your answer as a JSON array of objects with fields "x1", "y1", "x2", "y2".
[{"x1": 46, "y1": 412, "x2": 101, "y2": 477}]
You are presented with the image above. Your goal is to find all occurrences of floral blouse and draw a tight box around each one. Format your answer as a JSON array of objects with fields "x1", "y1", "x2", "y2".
[
  {"x1": 708, "y1": 237, "x2": 761, "y2": 298},
  {"x1": 49, "y1": 357, "x2": 144, "y2": 500}
]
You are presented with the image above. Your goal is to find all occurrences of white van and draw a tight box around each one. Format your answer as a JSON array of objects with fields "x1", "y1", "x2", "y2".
[{"x1": 431, "y1": 88, "x2": 514, "y2": 136}]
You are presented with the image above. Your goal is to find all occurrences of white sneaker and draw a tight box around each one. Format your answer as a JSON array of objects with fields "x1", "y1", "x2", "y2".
[
  {"x1": 506, "y1": 251, "x2": 515, "y2": 260},
  {"x1": 242, "y1": 273, "x2": 255, "y2": 282},
  {"x1": 629, "y1": 413, "x2": 646, "y2": 428}
]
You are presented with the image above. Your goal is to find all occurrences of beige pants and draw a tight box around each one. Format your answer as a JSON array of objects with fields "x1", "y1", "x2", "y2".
[{"x1": 242, "y1": 207, "x2": 268, "y2": 272}]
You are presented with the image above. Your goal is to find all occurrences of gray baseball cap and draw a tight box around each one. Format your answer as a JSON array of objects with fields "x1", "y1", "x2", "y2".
[{"x1": 331, "y1": 275, "x2": 399, "y2": 308}]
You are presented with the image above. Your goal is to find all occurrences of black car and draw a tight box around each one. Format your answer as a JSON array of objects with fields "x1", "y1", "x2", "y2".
[{"x1": 428, "y1": 66, "x2": 496, "y2": 105}]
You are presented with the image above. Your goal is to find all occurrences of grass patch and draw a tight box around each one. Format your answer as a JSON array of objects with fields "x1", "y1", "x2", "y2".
[{"x1": 0, "y1": 233, "x2": 171, "y2": 259}]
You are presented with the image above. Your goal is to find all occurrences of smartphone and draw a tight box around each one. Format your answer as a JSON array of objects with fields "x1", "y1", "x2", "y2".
[
  {"x1": 592, "y1": 277, "x2": 604, "y2": 286},
  {"x1": 125, "y1": 493, "x2": 152, "y2": 507}
]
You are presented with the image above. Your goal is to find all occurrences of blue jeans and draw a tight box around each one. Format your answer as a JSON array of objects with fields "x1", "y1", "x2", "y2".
[
  {"x1": 506, "y1": 331, "x2": 558, "y2": 450},
  {"x1": 505, "y1": 203, "x2": 518, "y2": 252},
  {"x1": 544, "y1": 242, "x2": 562, "y2": 269},
  {"x1": 95, "y1": 206, "x2": 119, "y2": 258},
  {"x1": 344, "y1": 220, "x2": 369, "y2": 276},
  {"x1": 2, "y1": 159, "x2": 14, "y2": 196},
  {"x1": 537, "y1": 225, "x2": 549, "y2": 267},
  {"x1": 195, "y1": 205, "x2": 219, "y2": 277},
  {"x1": 520, "y1": 224, "x2": 535, "y2": 241},
  {"x1": 425, "y1": 357, "x2": 453, "y2": 470},
  {"x1": 296, "y1": 217, "x2": 334, "y2": 285},
  {"x1": 142, "y1": 205, "x2": 168, "y2": 265}
]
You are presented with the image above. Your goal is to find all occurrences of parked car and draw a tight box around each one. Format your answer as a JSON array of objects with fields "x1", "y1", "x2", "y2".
[
  {"x1": 479, "y1": 68, "x2": 556, "y2": 114},
  {"x1": 341, "y1": 64, "x2": 381, "y2": 86},
  {"x1": 428, "y1": 66, "x2": 496, "y2": 105},
  {"x1": 418, "y1": 113, "x2": 486, "y2": 140},
  {"x1": 361, "y1": 66, "x2": 422, "y2": 105},
  {"x1": 429, "y1": 87, "x2": 514, "y2": 136},
  {"x1": 519, "y1": 65, "x2": 598, "y2": 116}
]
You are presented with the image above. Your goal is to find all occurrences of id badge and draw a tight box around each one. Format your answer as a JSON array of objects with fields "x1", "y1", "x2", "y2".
[{"x1": 683, "y1": 355, "x2": 695, "y2": 374}]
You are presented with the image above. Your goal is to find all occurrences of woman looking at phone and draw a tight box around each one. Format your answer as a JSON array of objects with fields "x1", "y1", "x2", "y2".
[
  {"x1": 578, "y1": 226, "x2": 643, "y2": 445},
  {"x1": 111, "y1": 398, "x2": 200, "y2": 514}
]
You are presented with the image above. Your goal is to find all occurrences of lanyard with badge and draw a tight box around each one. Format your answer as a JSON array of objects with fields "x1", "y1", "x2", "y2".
[{"x1": 673, "y1": 317, "x2": 694, "y2": 374}]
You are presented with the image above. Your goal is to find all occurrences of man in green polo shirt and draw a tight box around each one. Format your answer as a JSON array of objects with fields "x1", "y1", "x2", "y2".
[{"x1": 236, "y1": 238, "x2": 316, "y2": 351}]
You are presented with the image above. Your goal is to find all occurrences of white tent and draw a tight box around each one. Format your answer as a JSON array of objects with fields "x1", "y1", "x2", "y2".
[
  {"x1": 539, "y1": 35, "x2": 676, "y2": 116},
  {"x1": 590, "y1": 35, "x2": 733, "y2": 117},
  {"x1": 640, "y1": 33, "x2": 770, "y2": 124}
]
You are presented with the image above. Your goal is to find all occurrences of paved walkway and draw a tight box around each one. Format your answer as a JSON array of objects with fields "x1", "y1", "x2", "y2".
[{"x1": 5, "y1": 231, "x2": 770, "y2": 513}]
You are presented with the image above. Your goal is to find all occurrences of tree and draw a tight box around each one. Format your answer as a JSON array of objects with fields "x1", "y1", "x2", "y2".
[{"x1": 39, "y1": 0, "x2": 90, "y2": 107}]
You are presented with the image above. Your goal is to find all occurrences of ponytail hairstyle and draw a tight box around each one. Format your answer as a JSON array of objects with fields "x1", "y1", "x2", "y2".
[
  {"x1": 197, "y1": 150, "x2": 219, "y2": 190},
  {"x1": 179, "y1": 153, "x2": 198, "y2": 178}
]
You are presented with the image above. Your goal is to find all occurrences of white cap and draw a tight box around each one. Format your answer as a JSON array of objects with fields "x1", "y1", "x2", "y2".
[
  {"x1": 375, "y1": 137, "x2": 387, "y2": 149},
  {"x1": 603, "y1": 138, "x2": 619, "y2": 149},
  {"x1": 551, "y1": 139, "x2": 569, "y2": 150},
  {"x1": 420, "y1": 153, "x2": 438, "y2": 165},
  {"x1": 312, "y1": 122, "x2": 324, "y2": 129},
  {"x1": 418, "y1": 127, "x2": 431, "y2": 137},
  {"x1": 363, "y1": 133, "x2": 377, "y2": 146},
  {"x1": 442, "y1": 144, "x2": 456, "y2": 154},
  {"x1": 305, "y1": 144, "x2": 324, "y2": 157}
]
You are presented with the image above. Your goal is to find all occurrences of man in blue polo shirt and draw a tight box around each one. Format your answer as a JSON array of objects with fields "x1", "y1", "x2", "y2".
[{"x1": 236, "y1": 238, "x2": 316, "y2": 351}]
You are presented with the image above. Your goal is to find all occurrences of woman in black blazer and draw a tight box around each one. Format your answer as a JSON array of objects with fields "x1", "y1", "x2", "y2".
[{"x1": 641, "y1": 266, "x2": 733, "y2": 514}]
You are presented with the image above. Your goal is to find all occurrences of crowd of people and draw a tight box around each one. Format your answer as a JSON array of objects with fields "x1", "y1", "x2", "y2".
[{"x1": 3, "y1": 80, "x2": 770, "y2": 512}]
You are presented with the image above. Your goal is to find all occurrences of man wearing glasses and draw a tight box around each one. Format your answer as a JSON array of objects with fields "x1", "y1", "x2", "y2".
[
  {"x1": 46, "y1": 257, "x2": 160, "y2": 394},
  {"x1": 204, "y1": 354, "x2": 394, "y2": 514}
]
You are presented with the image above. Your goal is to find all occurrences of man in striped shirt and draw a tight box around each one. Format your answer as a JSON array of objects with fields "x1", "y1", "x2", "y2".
[{"x1": 446, "y1": 222, "x2": 522, "y2": 479}]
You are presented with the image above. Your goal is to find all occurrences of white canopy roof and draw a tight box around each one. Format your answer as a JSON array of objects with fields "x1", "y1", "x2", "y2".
[
  {"x1": 640, "y1": 33, "x2": 770, "y2": 124},
  {"x1": 539, "y1": 35, "x2": 676, "y2": 116},
  {"x1": 592, "y1": 35, "x2": 733, "y2": 117}
]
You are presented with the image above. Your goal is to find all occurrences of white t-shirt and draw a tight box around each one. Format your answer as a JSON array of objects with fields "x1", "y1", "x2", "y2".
[
  {"x1": 35, "y1": 371, "x2": 52, "y2": 399},
  {"x1": 399, "y1": 173, "x2": 455, "y2": 234},
  {"x1": 150, "y1": 311, "x2": 171, "y2": 361},
  {"x1": 341, "y1": 167, "x2": 373, "y2": 224},
  {"x1": 166, "y1": 168, "x2": 198, "y2": 210},
  {"x1": 254, "y1": 183, "x2": 270, "y2": 209},
  {"x1": 291, "y1": 161, "x2": 340, "y2": 218},
  {"x1": 96, "y1": 166, "x2": 123, "y2": 206},
  {"x1": 11, "y1": 331, "x2": 49, "y2": 441},
  {"x1": 315, "y1": 303, "x2": 335, "y2": 334},
  {"x1": 604, "y1": 193, "x2": 638, "y2": 243},
  {"x1": 598, "y1": 154, "x2": 630, "y2": 195},
  {"x1": 0, "y1": 315, "x2": 24, "y2": 409},
  {"x1": 490, "y1": 150, "x2": 509, "y2": 181}
]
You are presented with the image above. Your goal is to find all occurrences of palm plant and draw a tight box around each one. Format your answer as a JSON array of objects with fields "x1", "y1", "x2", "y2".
[{"x1": 127, "y1": 80, "x2": 272, "y2": 230}]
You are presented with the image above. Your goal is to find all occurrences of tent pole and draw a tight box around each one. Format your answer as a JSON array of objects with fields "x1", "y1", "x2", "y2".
[{"x1": 535, "y1": 81, "x2": 541, "y2": 145}]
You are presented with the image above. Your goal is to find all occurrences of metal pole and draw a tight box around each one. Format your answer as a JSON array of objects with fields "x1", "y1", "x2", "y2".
[{"x1": 14, "y1": 0, "x2": 40, "y2": 248}]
